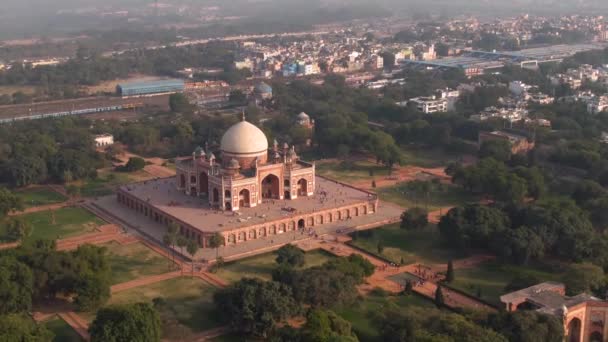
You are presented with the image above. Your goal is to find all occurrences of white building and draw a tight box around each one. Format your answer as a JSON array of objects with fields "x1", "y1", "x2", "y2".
[
  {"x1": 409, "y1": 96, "x2": 448, "y2": 114},
  {"x1": 94, "y1": 134, "x2": 114, "y2": 147},
  {"x1": 436, "y1": 88, "x2": 460, "y2": 111},
  {"x1": 588, "y1": 95, "x2": 608, "y2": 114}
]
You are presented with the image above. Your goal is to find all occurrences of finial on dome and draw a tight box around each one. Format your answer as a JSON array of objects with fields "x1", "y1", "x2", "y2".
[{"x1": 241, "y1": 109, "x2": 246, "y2": 122}]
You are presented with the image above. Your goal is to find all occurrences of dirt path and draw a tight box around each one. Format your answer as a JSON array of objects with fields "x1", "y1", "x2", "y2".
[
  {"x1": 56, "y1": 224, "x2": 122, "y2": 251},
  {"x1": 111, "y1": 270, "x2": 183, "y2": 293},
  {"x1": 8, "y1": 202, "x2": 70, "y2": 216}
]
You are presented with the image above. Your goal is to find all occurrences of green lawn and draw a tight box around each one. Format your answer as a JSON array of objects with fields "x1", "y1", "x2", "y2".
[
  {"x1": 335, "y1": 292, "x2": 434, "y2": 342},
  {"x1": 43, "y1": 316, "x2": 84, "y2": 342},
  {"x1": 378, "y1": 183, "x2": 478, "y2": 211},
  {"x1": 16, "y1": 188, "x2": 67, "y2": 208},
  {"x1": 106, "y1": 277, "x2": 221, "y2": 339},
  {"x1": 21, "y1": 207, "x2": 104, "y2": 241},
  {"x1": 399, "y1": 145, "x2": 460, "y2": 168},
  {"x1": 349, "y1": 224, "x2": 464, "y2": 265},
  {"x1": 104, "y1": 241, "x2": 174, "y2": 284},
  {"x1": 78, "y1": 169, "x2": 149, "y2": 198},
  {"x1": 216, "y1": 249, "x2": 335, "y2": 283},
  {"x1": 316, "y1": 160, "x2": 392, "y2": 183},
  {"x1": 448, "y1": 261, "x2": 565, "y2": 307}
]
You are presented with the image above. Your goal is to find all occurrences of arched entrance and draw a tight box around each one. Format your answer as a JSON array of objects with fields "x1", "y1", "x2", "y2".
[
  {"x1": 590, "y1": 332, "x2": 603, "y2": 342},
  {"x1": 190, "y1": 187, "x2": 197, "y2": 196},
  {"x1": 298, "y1": 219, "x2": 305, "y2": 229},
  {"x1": 179, "y1": 174, "x2": 186, "y2": 188},
  {"x1": 284, "y1": 191, "x2": 291, "y2": 199},
  {"x1": 297, "y1": 178, "x2": 308, "y2": 197},
  {"x1": 261, "y1": 174, "x2": 280, "y2": 199},
  {"x1": 212, "y1": 188, "x2": 219, "y2": 203},
  {"x1": 199, "y1": 172, "x2": 209, "y2": 195},
  {"x1": 225, "y1": 202, "x2": 232, "y2": 210},
  {"x1": 568, "y1": 318, "x2": 582, "y2": 342},
  {"x1": 239, "y1": 189, "x2": 250, "y2": 208}
]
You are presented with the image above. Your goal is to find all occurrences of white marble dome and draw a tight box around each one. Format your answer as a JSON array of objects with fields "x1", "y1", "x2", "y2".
[{"x1": 220, "y1": 120, "x2": 269, "y2": 156}]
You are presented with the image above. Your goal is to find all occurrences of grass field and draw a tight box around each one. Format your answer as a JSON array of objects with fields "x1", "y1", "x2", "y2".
[
  {"x1": 378, "y1": 183, "x2": 478, "y2": 211},
  {"x1": 43, "y1": 316, "x2": 84, "y2": 342},
  {"x1": 399, "y1": 145, "x2": 461, "y2": 168},
  {"x1": 316, "y1": 160, "x2": 392, "y2": 183},
  {"x1": 21, "y1": 207, "x2": 104, "y2": 241},
  {"x1": 106, "y1": 277, "x2": 221, "y2": 339},
  {"x1": 448, "y1": 261, "x2": 565, "y2": 307},
  {"x1": 16, "y1": 188, "x2": 67, "y2": 208},
  {"x1": 216, "y1": 249, "x2": 335, "y2": 283},
  {"x1": 104, "y1": 241, "x2": 174, "y2": 284},
  {"x1": 76, "y1": 169, "x2": 150, "y2": 198},
  {"x1": 349, "y1": 224, "x2": 464, "y2": 265},
  {"x1": 335, "y1": 292, "x2": 434, "y2": 342}
]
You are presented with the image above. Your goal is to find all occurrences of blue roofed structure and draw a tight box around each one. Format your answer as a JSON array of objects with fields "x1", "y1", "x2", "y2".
[{"x1": 117, "y1": 79, "x2": 185, "y2": 97}]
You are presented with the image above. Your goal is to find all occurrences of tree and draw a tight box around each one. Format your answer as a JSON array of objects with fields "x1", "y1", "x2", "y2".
[
  {"x1": 169, "y1": 93, "x2": 193, "y2": 113},
  {"x1": 213, "y1": 278, "x2": 298, "y2": 337},
  {"x1": 208, "y1": 232, "x2": 225, "y2": 259},
  {"x1": 404, "y1": 280, "x2": 413, "y2": 295},
  {"x1": 0, "y1": 187, "x2": 23, "y2": 217},
  {"x1": 0, "y1": 314, "x2": 53, "y2": 342},
  {"x1": 483, "y1": 310, "x2": 563, "y2": 342},
  {"x1": 5, "y1": 218, "x2": 32, "y2": 242},
  {"x1": 121, "y1": 157, "x2": 146, "y2": 172},
  {"x1": 89, "y1": 303, "x2": 161, "y2": 342},
  {"x1": 186, "y1": 239, "x2": 199, "y2": 277},
  {"x1": 498, "y1": 226, "x2": 545, "y2": 265},
  {"x1": 301, "y1": 308, "x2": 358, "y2": 342},
  {"x1": 176, "y1": 236, "x2": 187, "y2": 274},
  {"x1": 162, "y1": 233, "x2": 175, "y2": 270},
  {"x1": 562, "y1": 263, "x2": 605, "y2": 295},
  {"x1": 434, "y1": 285, "x2": 445, "y2": 307},
  {"x1": 377, "y1": 241, "x2": 384, "y2": 254},
  {"x1": 479, "y1": 139, "x2": 512, "y2": 162},
  {"x1": 446, "y1": 260, "x2": 455, "y2": 283},
  {"x1": 400, "y1": 207, "x2": 428, "y2": 230},
  {"x1": 65, "y1": 185, "x2": 81, "y2": 199},
  {"x1": 438, "y1": 204, "x2": 510, "y2": 250},
  {"x1": 0, "y1": 256, "x2": 34, "y2": 314},
  {"x1": 276, "y1": 244, "x2": 305, "y2": 268}
]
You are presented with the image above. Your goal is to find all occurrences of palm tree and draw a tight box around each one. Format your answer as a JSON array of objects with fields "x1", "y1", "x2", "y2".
[{"x1": 186, "y1": 239, "x2": 200, "y2": 277}]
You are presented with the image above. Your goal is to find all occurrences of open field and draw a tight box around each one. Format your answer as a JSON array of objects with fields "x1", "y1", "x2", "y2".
[
  {"x1": 216, "y1": 249, "x2": 335, "y2": 283},
  {"x1": 316, "y1": 160, "x2": 393, "y2": 183},
  {"x1": 448, "y1": 261, "x2": 565, "y2": 307},
  {"x1": 74, "y1": 169, "x2": 151, "y2": 198},
  {"x1": 378, "y1": 183, "x2": 478, "y2": 211},
  {"x1": 335, "y1": 292, "x2": 434, "y2": 342},
  {"x1": 0, "y1": 85, "x2": 39, "y2": 96},
  {"x1": 104, "y1": 241, "x2": 174, "y2": 284},
  {"x1": 17, "y1": 207, "x2": 104, "y2": 241},
  {"x1": 16, "y1": 188, "x2": 67, "y2": 208},
  {"x1": 349, "y1": 224, "x2": 464, "y2": 265},
  {"x1": 105, "y1": 277, "x2": 221, "y2": 339},
  {"x1": 43, "y1": 316, "x2": 84, "y2": 342}
]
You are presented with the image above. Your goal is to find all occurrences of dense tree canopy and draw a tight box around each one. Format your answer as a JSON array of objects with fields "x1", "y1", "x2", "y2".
[
  {"x1": 89, "y1": 303, "x2": 161, "y2": 342},
  {"x1": 214, "y1": 278, "x2": 299, "y2": 337}
]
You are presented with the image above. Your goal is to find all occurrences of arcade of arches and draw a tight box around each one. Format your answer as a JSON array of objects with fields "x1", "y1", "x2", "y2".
[{"x1": 116, "y1": 188, "x2": 376, "y2": 249}]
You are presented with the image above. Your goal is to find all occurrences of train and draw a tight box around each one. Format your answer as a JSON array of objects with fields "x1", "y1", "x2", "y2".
[{"x1": 0, "y1": 103, "x2": 143, "y2": 124}]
